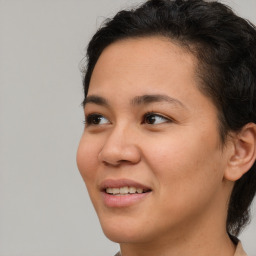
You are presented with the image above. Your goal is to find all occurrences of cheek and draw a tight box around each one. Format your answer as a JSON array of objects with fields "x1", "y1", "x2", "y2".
[
  {"x1": 76, "y1": 135, "x2": 100, "y2": 185},
  {"x1": 144, "y1": 130, "x2": 223, "y2": 201}
]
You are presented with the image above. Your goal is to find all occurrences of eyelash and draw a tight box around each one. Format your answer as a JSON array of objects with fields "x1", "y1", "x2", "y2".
[
  {"x1": 83, "y1": 113, "x2": 109, "y2": 126},
  {"x1": 83, "y1": 112, "x2": 172, "y2": 127},
  {"x1": 143, "y1": 112, "x2": 171, "y2": 125}
]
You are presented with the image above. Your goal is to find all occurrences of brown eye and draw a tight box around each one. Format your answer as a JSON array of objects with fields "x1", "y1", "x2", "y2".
[
  {"x1": 85, "y1": 114, "x2": 110, "y2": 126},
  {"x1": 144, "y1": 113, "x2": 170, "y2": 125}
]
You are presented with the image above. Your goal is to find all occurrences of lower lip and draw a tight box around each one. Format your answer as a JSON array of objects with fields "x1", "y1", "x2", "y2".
[{"x1": 102, "y1": 191, "x2": 151, "y2": 208}]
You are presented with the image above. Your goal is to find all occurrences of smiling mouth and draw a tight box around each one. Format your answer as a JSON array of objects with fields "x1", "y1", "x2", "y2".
[
  {"x1": 101, "y1": 180, "x2": 152, "y2": 207},
  {"x1": 105, "y1": 186, "x2": 151, "y2": 195}
]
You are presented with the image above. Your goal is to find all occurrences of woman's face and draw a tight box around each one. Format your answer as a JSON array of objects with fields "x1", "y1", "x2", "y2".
[{"x1": 77, "y1": 37, "x2": 230, "y2": 244}]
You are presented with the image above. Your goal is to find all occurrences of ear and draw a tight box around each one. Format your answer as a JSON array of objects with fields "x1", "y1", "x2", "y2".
[{"x1": 224, "y1": 123, "x2": 256, "y2": 181}]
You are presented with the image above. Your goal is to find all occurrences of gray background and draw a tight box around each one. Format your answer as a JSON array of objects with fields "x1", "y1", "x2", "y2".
[{"x1": 0, "y1": 0, "x2": 255, "y2": 255}]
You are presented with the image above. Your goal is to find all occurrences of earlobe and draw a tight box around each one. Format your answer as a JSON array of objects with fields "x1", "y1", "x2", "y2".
[{"x1": 224, "y1": 123, "x2": 256, "y2": 181}]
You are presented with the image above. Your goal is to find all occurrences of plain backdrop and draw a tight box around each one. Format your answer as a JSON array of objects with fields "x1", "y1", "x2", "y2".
[{"x1": 0, "y1": 0, "x2": 255, "y2": 255}]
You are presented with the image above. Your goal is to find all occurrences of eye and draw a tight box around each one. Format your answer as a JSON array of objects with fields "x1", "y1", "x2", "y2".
[
  {"x1": 85, "y1": 114, "x2": 110, "y2": 126},
  {"x1": 143, "y1": 112, "x2": 170, "y2": 125}
]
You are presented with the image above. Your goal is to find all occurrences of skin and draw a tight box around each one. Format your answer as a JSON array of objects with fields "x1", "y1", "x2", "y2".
[{"x1": 77, "y1": 37, "x2": 237, "y2": 256}]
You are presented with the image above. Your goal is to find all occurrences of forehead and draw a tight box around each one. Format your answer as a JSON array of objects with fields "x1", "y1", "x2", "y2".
[
  {"x1": 89, "y1": 37, "x2": 203, "y2": 102},
  {"x1": 90, "y1": 36, "x2": 196, "y2": 86},
  {"x1": 89, "y1": 36, "x2": 198, "y2": 94},
  {"x1": 98, "y1": 36, "x2": 192, "y2": 65}
]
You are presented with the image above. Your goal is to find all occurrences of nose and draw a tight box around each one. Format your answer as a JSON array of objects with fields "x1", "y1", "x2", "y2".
[{"x1": 98, "y1": 125, "x2": 141, "y2": 166}]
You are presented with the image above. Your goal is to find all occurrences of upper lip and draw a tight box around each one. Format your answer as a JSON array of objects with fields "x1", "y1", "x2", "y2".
[{"x1": 99, "y1": 179, "x2": 152, "y2": 192}]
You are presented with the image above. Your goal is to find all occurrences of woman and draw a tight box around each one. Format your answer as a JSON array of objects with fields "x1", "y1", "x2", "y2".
[{"x1": 77, "y1": 0, "x2": 256, "y2": 255}]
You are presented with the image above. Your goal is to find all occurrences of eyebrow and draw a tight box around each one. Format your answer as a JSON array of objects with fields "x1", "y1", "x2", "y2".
[
  {"x1": 131, "y1": 94, "x2": 186, "y2": 108},
  {"x1": 84, "y1": 94, "x2": 186, "y2": 108},
  {"x1": 83, "y1": 95, "x2": 110, "y2": 107}
]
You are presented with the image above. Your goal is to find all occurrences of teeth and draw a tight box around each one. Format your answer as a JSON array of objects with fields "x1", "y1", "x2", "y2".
[
  {"x1": 129, "y1": 187, "x2": 136, "y2": 193},
  {"x1": 112, "y1": 188, "x2": 119, "y2": 194},
  {"x1": 136, "y1": 188, "x2": 143, "y2": 193},
  {"x1": 120, "y1": 186, "x2": 129, "y2": 194},
  {"x1": 106, "y1": 188, "x2": 113, "y2": 194},
  {"x1": 106, "y1": 186, "x2": 147, "y2": 195}
]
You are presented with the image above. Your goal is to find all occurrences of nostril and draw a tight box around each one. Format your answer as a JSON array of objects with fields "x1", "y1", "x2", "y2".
[
  {"x1": 102, "y1": 160, "x2": 120, "y2": 167},
  {"x1": 98, "y1": 136, "x2": 141, "y2": 166}
]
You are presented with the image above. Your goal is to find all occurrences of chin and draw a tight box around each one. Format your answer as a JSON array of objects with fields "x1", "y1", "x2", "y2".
[
  {"x1": 103, "y1": 228, "x2": 148, "y2": 244},
  {"x1": 99, "y1": 216, "x2": 150, "y2": 243},
  {"x1": 103, "y1": 230, "x2": 135, "y2": 243}
]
